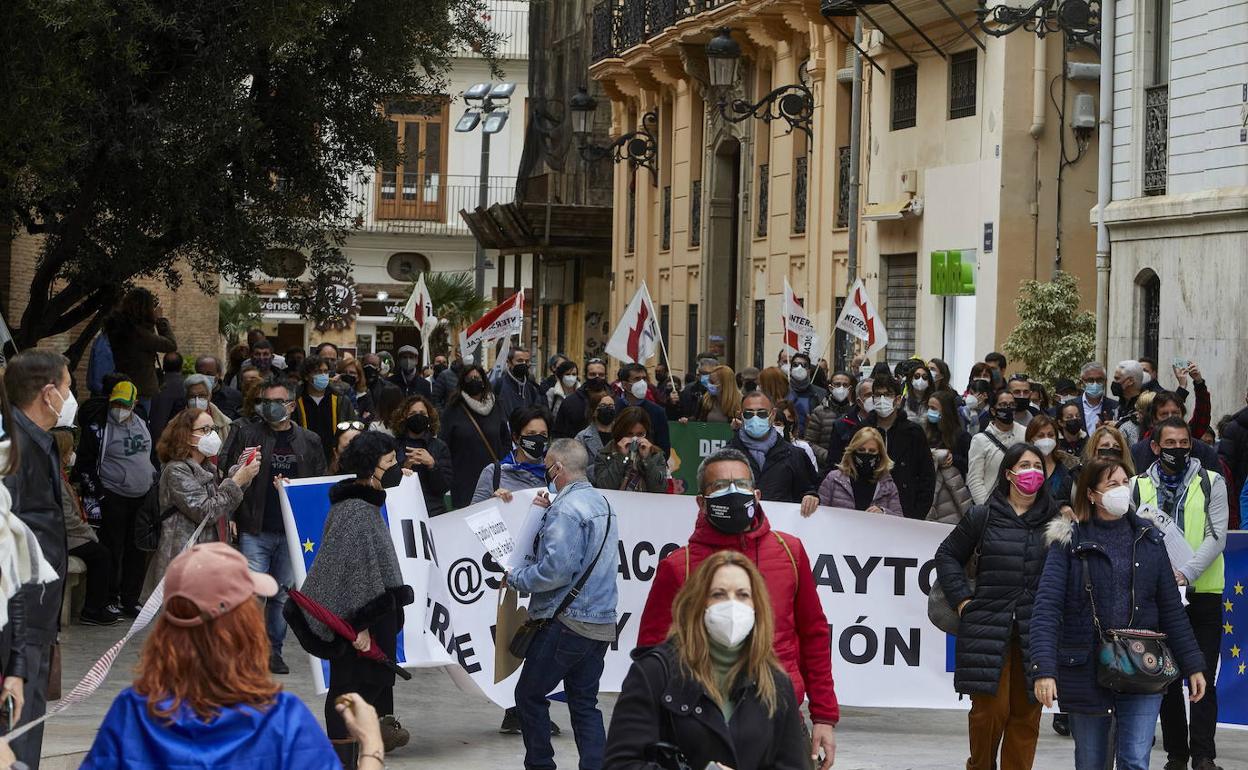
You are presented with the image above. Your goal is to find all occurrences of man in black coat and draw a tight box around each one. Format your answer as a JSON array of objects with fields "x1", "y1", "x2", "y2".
[
  {"x1": 3, "y1": 349, "x2": 74, "y2": 768},
  {"x1": 615, "y1": 363, "x2": 671, "y2": 456},
  {"x1": 677, "y1": 352, "x2": 719, "y2": 419},
  {"x1": 147, "y1": 351, "x2": 185, "y2": 440},
  {"x1": 195, "y1": 355, "x2": 242, "y2": 420},
  {"x1": 552, "y1": 358, "x2": 608, "y2": 438},
  {"x1": 389, "y1": 345, "x2": 432, "y2": 399},
  {"x1": 492, "y1": 346, "x2": 543, "y2": 421},
  {"x1": 727, "y1": 391, "x2": 819, "y2": 514},
  {"x1": 853, "y1": 376, "x2": 935, "y2": 519}
]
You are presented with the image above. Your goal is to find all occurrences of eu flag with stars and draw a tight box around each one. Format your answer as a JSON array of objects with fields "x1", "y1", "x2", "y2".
[{"x1": 1219, "y1": 531, "x2": 1248, "y2": 726}]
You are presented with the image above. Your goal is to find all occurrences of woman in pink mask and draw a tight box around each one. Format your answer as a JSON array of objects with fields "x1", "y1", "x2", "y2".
[{"x1": 933, "y1": 442, "x2": 1060, "y2": 770}]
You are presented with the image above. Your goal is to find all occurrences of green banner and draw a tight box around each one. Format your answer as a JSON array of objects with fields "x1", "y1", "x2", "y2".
[{"x1": 667, "y1": 421, "x2": 735, "y2": 495}]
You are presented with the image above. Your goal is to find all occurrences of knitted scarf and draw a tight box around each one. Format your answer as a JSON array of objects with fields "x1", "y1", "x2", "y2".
[{"x1": 737, "y1": 428, "x2": 779, "y2": 470}]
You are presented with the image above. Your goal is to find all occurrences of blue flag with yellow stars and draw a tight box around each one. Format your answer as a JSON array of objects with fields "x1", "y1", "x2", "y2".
[{"x1": 1220, "y1": 531, "x2": 1248, "y2": 725}]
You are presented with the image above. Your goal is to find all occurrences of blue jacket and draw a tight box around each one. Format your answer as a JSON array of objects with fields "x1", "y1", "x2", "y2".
[
  {"x1": 80, "y1": 688, "x2": 338, "y2": 769},
  {"x1": 1029, "y1": 512, "x2": 1205, "y2": 715},
  {"x1": 508, "y1": 480, "x2": 619, "y2": 625}
]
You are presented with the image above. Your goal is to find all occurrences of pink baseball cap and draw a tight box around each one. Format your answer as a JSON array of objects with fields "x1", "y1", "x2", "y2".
[{"x1": 163, "y1": 542, "x2": 278, "y2": 627}]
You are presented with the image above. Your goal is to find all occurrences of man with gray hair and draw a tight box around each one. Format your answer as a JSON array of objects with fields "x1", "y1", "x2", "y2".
[
  {"x1": 506, "y1": 438, "x2": 618, "y2": 770},
  {"x1": 1077, "y1": 361, "x2": 1118, "y2": 435},
  {"x1": 825, "y1": 377, "x2": 874, "y2": 463},
  {"x1": 1113, "y1": 360, "x2": 1146, "y2": 443},
  {"x1": 637, "y1": 447, "x2": 840, "y2": 769},
  {"x1": 194, "y1": 354, "x2": 242, "y2": 420}
]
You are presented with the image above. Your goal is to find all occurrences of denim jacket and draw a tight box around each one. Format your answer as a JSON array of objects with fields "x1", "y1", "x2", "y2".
[{"x1": 508, "y1": 480, "x2": 619, "y2": 624}]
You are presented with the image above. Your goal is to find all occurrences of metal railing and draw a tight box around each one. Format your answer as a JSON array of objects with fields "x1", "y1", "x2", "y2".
[
  {"x1": 460, "y1": 0, "x2": 529, "y2": 61},
  {"x1": 1143, "y1": 84, "x2": 1168, "y2": 197},
  {"x1": 591, "y1": 0, "x2": 737, "y2": 62},
  {"x1": 345, "y1": 173, "x2": 516, "y2": 236}
]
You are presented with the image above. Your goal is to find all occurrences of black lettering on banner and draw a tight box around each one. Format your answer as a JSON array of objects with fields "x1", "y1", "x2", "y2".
[
  {"x1": 883, "y1": 627, "x2": 920, "y2": 666},
  {"x1": 429, "y1": 600, "x2": 451, "y2": 645},
  {"x1": 616, "y1": 541, "x2": 631, "y2": 581},
  {"x1": 658, "y1": 542, "x2": 680, "y2": 562},
  {"x1": 918, "y1": 559, "x2": 939, "y2": 595},
  {"x1": 811, "y1": 554, "x2": 844, "y2": 592},
  {"x1": 449, "y1": 633, "x2": 481, "y2": 674},
  {"x1": 838, "y1": 616, "x2": 878, "y2": 664},
  {"x1": 609, "y1": 612, "x2": 632, "y2": 651},
  {"x1": 448, "y1": 557, "x2": 485, "y2": 604},
  {"x1": 844, "y1": 555, "x2": 881, "y2": 594},
  {"x1": 616, "y1": 542, "x2": 681, "y2": 582},
  {"x1": 421, "y1": 520, "x2": 438, "y2": 564},
  {"x1": 882, "y1": 557, "x2": 918, "y2": 596},
  {"x1": 632, "y1": 541, "x2": 655, "y2": 581},
  {"x1": 402, "y1": 519, "x2": 419, "y2": 560},
  {"x1": 483, "y1": 551, "x2": 506, "y2": 590}
]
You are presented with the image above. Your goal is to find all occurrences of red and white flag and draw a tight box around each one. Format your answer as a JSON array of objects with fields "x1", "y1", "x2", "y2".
[
  {"x1": 781, "y1": 277, "x2": 821, "y2": 359},
  {"x1": 459, "y1": 290, "x2": 524, "y2": 360},
  {"x1": 402, "y1": 273, "x2": 436, "y2": 332},
  {"x1": 604, "y1": 283, "x2": 661, "y2": 364},
  {"x1": 835, "y1": 278, "x2": 889, "y2": 355}
]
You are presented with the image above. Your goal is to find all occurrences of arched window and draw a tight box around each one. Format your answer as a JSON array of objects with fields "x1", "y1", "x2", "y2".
[
  {"x1": 1136, "y1": 269, "x2": 1160, "y2": 361},
  {"x1": 386, "y1": 252, "x2": 430, "y2": 283}
]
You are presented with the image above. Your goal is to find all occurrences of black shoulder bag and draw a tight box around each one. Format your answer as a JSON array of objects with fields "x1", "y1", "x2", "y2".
[
  {"x1": 1079, "y1": 555, "x2": 1180, "y2": 694},
  {"x1": 134, "y1": 470, "x2": 180, "y2": 552},
  {"x1": 509, "y1": 504, "x2": 613, "y2": 659}
]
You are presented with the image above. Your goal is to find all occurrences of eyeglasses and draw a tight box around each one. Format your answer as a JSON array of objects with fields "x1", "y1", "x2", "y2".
[
  {"x1": 703, "y1": 478, "x2": 756, "y2": 495},
  {"x1": 256, "y1": 398, "x2": 293, "y2": 406},
  {"x1": 336, "y1": 421, "x2": 366, "y2": 432},
  {"x1": 191, "y1": 425, "x2": 214, "y2": 436},
  {"x1": 741, "y1": 409, "x2": 770, "y2": 419}
]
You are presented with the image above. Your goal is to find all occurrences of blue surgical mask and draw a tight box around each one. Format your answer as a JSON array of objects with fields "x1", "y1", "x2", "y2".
[
  {"x1": 926, "y1": 409, "x2": 941, "y2": 424},
  {"x1": 700, "y1": 374, "x2": 712, "y2": 388},
  {"x1": 1084, "y1": 382, "x2": 1104, "y2": 399},
  {"x1": 743, "y1": 415, "x2": 772, "y2": 439},
  {"x1": 204, "y1": 376, "x2": 217, "y2": 392},
  {"x1": 312, "y1": 373, "x2": 330, "y2": 391},
  {"x1": 705, "y1": 382, "x2": 720, "y2": 397}
]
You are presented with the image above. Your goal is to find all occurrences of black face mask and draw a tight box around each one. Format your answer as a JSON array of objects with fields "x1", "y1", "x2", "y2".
[
  {"x1": 433, "y1": 363, "x2": 447, "y2": 375},
  {"x1": 596, "y1": 405, "x2": 616, "y2": 424},
  {"x1": 462, "y1": 378, "x2": 486, "y2": 397},
  {"x1": 1097, "y1": 447, "x2": 1123, "y2": 459},
  {"x1": 518, "y1": 434, "x2": 549, "y2": 460},
  {"x1": 742, "y1": 380, "x2": 757, "y2": 393},
  {"x1": 1159, "y1": 446, "x2": 1189, "y2": 473},
  {"x1": 405, "y1": 414, "x2": 431, "y2": 436},
  {"x1": 363, "y1": 365, "x2": 379, "y2": 383},
  {"x1": 377, "y1": 463, "x2": 404, "y2": 489},
  {"x1": 510, "y1": 363, "x2": 529, "y2": 381},
  {"x1": 852, "y1": 452, "x2": 879, "y2": 478},
  {"x1": 703, "y1": 491, "x2": 759, "y2": 534},
  {"x1": 1111, "y1": 381, "x2": 1125, "y2": 399},
  {"x1": 994, "y1": 406, "x2": 1015, "y2": 424},
  {"x1": 1013, "y1": 397, "x2": 1031, "y2": 413},
  {"x1": 1064, "y1": 418, "x2": 1083, "y2": 435},
  {"x1": 340, "y1": 374, "x2": 358, "y2": 388}
]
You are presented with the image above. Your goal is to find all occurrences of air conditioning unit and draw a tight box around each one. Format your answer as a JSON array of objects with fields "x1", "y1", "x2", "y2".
[{"x1": 900, "y1": 169, "x2": 918, "y2": 195}]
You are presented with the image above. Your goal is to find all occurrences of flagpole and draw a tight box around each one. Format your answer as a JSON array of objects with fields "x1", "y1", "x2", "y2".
[{"x1": 656, "y1": 332, "x2": 679, "y2": 397}]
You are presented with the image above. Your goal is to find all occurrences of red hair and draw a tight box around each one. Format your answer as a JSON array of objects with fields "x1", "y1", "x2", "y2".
[{"x1": 134, "y1": 597, "x2": 279, "y2": 721}]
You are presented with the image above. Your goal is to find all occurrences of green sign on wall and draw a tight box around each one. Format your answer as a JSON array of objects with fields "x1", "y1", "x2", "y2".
[
  {"x1": 666, "y1": 421, "x2": 735, "y2": 495},
  {"x1": 930, "y1": 249, "x2": 976, "y2": 296}
]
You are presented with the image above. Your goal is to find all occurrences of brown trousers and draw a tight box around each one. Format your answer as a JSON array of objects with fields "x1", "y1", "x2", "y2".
[{"x1": 966, "y1": 636, "x2": 1042, "y2": 770}]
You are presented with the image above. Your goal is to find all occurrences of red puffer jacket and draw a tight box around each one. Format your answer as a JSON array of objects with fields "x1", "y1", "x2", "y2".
[{"x1": 636, "y1": 508, "x2": 840, "y2": 725}]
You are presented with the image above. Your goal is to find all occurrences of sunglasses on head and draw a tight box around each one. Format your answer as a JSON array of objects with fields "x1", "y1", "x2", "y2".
[{"x1": 336, "y1": 421, "x2": 366, "y2": 432}]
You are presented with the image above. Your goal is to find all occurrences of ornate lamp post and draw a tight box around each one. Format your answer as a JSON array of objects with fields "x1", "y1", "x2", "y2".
[
  {"x1": 705, "y1": 28, "x2": 815, "y2": 139},
  {"x1": 568, "y1": 87, "x2": 659, "y2": 180}
]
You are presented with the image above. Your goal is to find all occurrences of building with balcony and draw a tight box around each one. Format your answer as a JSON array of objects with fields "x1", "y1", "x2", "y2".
[
  {"x1": 588, "y1": 0, "x2": 1102, "y2": 384},
  {"x1": 227, "y1": 0, "x2": 534, "y2": 358},
  {"x1": 1100, "y1": 0, "x2": 1247, "y2": 419}
]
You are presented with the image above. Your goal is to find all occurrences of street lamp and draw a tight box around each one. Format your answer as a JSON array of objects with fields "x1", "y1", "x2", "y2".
[
  {"x1": 975, "y1": 0, "x2": 1100, "y2": 43},
  {"x1": 455, "y1": 81, "x2": 516, "y2": 297},
  {"x1": 568, "y1": 87, "x2": 660, "y2": 180},
  {"x1": 705, "y1": 28, "x2": 815, "y2": 139}
]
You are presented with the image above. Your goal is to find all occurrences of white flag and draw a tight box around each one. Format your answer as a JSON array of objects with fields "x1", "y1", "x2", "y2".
[
  {"x1": 604, "y1": 283, "x2": 661, "y2": 364},
  {"x1": 781, "y1": 277, "x2": 821, "y2": 359},
  {"x1": 835, "y1": 278, "x2": 889, "y2": 355},
  {"x1": 459, "y1": 290, "x2": 524, "y2": 361},
  {"x1": 402, "y1": 273, "x2": 436, "y2": 332}
]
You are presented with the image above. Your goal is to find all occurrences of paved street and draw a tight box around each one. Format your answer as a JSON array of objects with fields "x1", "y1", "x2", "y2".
[{"x1": 36, "y1": 623, "x2": 1248, "y2": 769}]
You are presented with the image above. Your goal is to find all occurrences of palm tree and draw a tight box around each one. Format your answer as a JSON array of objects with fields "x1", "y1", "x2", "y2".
[
  {"x1": 219, "y1": 293, "x2": 263, "y2": 346},
  {"x1": 393, "y1": 271, "x2": 493, "y2": 357}
]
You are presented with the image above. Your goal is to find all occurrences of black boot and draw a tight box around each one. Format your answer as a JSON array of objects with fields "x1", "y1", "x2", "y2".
[{"x1": 332, "y1": 740, "x2": 359, "y2": 769}]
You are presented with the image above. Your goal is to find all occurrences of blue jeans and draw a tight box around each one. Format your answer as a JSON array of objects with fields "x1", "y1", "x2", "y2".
[
  {"x1": 1069, "y1": 692, "x2": 1164, "y2": 770},
  {"x1": 239, "y1": 531, "x2": 292, "y2": 654},
  {"x1": 514, "y1": 620, "x2": 609, "y2": 770}
]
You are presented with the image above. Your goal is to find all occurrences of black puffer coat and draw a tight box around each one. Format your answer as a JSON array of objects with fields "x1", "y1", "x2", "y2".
[{"x1": 933, "y1": 491, "x2": 1058, "y2": 695}]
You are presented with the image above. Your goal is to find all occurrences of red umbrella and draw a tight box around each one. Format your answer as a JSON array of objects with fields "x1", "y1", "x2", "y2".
[{"x1": 287, "y1": 589, "x2": 412, "y2": 681}]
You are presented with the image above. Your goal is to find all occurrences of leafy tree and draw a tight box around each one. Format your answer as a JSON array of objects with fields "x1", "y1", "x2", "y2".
[
  {"x1": 391, "y1": 270, "x2": 493, "y2": 357},
  {"x1": 1002, "y1": 270, "x2": 1095, "y2": 387},
  {"x1": 1, "y1": 0, "x2": 497, "y2": 362},
  {"x1": 218, "y1": 293, "x2": 264, "y2": 346}
]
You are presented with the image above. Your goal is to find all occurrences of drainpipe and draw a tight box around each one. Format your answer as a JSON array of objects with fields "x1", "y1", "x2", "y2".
[
  {"x1": 1094, "y1": 2, "x2": 1115, "y2": 363},
  {"x1": 1029, "y1": 34, "x2": 1047, "y2": 139},
  {"x1": 847, "y1": 17, "x2": 863, "y2": 283}
]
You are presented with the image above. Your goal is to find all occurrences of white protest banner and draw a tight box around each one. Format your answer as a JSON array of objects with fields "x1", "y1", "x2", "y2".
[
  {"x1": 781, "y1": 277, "x2": 821, "y2": 359},
  {"x1": 835, "y1": 278, "x2": 889, "y2": 355},
  {"x1": 459, "y1": 290, "x2": 524, "y2": 360},
  {"x1": 464, "y1": 506, "x2": 516, "y2": 568},
  {"x1": 604, "y1": 282, "x2": 660, "y2": 364},
  {"x1": 426, "y1": 490, "x2": 963, "y2": 711}
]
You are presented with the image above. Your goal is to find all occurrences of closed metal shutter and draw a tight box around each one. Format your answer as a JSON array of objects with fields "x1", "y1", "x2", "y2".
[{"x1": 883, "y1": 254, "x2": 917, "y2": 366}]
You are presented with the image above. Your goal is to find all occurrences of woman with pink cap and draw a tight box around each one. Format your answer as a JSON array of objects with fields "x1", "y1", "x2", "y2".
[{"x1": 79, "y1": 543, "x2": 383, "y2": 768}]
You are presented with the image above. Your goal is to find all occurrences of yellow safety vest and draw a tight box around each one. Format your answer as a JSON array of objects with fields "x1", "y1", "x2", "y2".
[{"x1": 1134, "y1": 471, "x2": 1224, "y2": 594}]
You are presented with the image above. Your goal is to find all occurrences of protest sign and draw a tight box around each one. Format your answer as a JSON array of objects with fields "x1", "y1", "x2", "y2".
[{"x1": 665, "y1": 421, "x2": 734, "y2": 494}]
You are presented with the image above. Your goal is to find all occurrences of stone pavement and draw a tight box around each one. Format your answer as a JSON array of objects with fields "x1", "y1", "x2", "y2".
[{"x1": 37, "y1": 624, "x2": 1248, "y2": 769}]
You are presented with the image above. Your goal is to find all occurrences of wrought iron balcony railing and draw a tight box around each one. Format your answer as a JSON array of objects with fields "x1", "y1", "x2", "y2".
[{"x1": 591, "y1": 0, "x2": 737, "y2": 63}]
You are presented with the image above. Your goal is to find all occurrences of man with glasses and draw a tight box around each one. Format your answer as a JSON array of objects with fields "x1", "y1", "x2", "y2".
[
  {"x1": 221, "y1": 380, "x2": 326, "y2": 674},
  {"x1": 637, "y1": 448, "x2": 840, "y2": 770},
  {"x1": 678, "y1": 352, "x2": 719, "y2": 419},
  {"x1": 1077, "y1": 361, "x2": 1118, "y2": 435},
  {"x1": 727, "y1": 390, "x2": 819, "y2": 513},
  {"x1": 553, "y1": 358, "x2": 610, "y2": 439}
]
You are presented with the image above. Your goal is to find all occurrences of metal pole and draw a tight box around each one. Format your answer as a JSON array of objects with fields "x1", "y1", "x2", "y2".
[
  {"x1": 1094, "y1": 2, "x2": 1115, "y2": 363},
  {"x1": 474, "y1": 107, "x2": 492, "y2": 298},
  {"x1": 847, "y1": 18, "x2": 864, "y2": 284}
]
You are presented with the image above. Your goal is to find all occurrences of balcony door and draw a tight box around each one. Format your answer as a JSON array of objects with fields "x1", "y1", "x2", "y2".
[{"x1": 377, "y1": 98, "x2": 449, "y2": 221}]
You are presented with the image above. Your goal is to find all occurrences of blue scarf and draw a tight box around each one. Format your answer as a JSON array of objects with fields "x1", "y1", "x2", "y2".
[
  {"x1": 501, "y1": 450, "x2": 547, "y2": 481},
  {"x1": 737, "y1": 428, "x2": 779, "y2": 470}
]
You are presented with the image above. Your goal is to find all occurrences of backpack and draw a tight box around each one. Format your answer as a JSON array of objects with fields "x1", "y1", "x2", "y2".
[{"x1": 87, "y1": 332, "x2": 114, "y2": 396}]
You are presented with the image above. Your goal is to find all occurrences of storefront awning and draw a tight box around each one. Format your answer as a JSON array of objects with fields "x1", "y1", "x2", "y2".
[
  {"x1": 862, "y1": 197, "x2": 922, "y2": 221},
  {"x1": 459, "y1": 201, "x2": 613, "y2": 259}
]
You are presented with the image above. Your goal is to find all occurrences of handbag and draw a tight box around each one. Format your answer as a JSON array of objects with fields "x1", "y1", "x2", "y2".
[
  {"x1": 134, "y1": 483, "x2": 179, "y2": 553},
  {"x1": 927, "y1": 507, "x2": 986, "y2": 634},
  {"x1": 509, "y1": 505, "x2": 612, "y2": 659},
  {"x1": 1080, "y1": 556, "x2": 1180, "y2": 694}
]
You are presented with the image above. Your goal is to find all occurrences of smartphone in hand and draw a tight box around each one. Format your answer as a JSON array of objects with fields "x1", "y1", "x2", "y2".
[{"x1": 0, "y1": 692, "x2": 16, "y2": 733}]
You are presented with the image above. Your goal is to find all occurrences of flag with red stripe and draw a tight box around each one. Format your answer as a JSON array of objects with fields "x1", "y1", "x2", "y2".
[{"x1": 605, "y1": 283, "x2": 661, "y2": 364}]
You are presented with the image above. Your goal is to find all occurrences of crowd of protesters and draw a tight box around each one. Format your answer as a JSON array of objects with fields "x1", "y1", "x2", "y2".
[{"x1": 0, "y1": 285, "x2": 1242, "y2": 769}]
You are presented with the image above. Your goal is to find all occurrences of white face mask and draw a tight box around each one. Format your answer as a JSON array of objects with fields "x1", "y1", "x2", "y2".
[
  {"x1": 49, "y1": 388, "x2": 78, "y2": 429},
  {"x1": 873, "y1": 396, "x2": 896, "y2": 418},
  {"x1": 1034, "y1": 437, "x2": 1057, "y2": 456},
  {"x1": 630, "y1": 380, "x2": 649, "y2": 400},
  {"x1": 561, "y1": 375, "x2": 578, "y2": 389},
  {"x1": 704, "y1": 599, "x2": 755, "y2": 648},
  {"x1": 109, "y1": 407, "x2": 131, "y2": 424},
  {"x1": 790, "y1": 365, "x2": 808, "y2": 383},
  {"x1": 830, "y1": 386, "x2": 850, "y2": 402},
  {"x1": 1142, "y1": 371, "x2": 1153, "y2": 386},
  {"x1": 780, "y1": 363, "x2": 791, "y2": 377},
  {"x1": 188, "y1": 396, "x2": 210, "y2": 411},
  {"x1": 197, "y1": 431, "x2": 223, "y2": 458},
  {"x1": 1097, "y1": 485, "x2": 1131, "y2": 518},
  {"x1": 911, "y1": 377, "x2": 930, "y2": 392}
]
